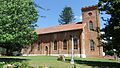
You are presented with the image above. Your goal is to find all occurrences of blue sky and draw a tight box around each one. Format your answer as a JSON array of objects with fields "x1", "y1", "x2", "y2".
[{"x1": 34, "y1": 0, "x2": 105, "y2": 29}]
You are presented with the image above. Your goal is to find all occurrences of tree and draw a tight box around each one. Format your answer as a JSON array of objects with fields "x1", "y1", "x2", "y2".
[
  {"x1": 0, "y1": 0, "x2": 38, "y2": 55},
  {"x1": 58, "y1": 6, "x2": 75, "y2": 25},
  {"x1": 98, "y1": 0, "x2": 120, "y2": 57}
]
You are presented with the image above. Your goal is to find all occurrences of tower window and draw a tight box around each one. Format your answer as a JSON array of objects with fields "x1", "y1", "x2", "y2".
[
  {"x1": 90, "y1": 40, "x2": 95, "y2": 51},
  {"x1": 54, "y1": 40, "x2": 57, "y2": 50},
  {"x1": 63, "y1": 40, "x2": 67, "y2": 50},
  {"x1": 88, "y1": 12, "x2": 92, "y2": 16},
  {"x1": 89, "y1": 21, "x2": 93, "y2": 31},
  {"x1": 74, "y1": 38, "x2": 78, "y2": 49},
  {"x1": 38, "y1": 42, "x2": 40, "y2": 50}
]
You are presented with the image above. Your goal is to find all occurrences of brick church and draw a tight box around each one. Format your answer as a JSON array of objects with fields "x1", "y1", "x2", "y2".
[{"x1": 22, "y1": 6, "x2": 103, "y2": 58}]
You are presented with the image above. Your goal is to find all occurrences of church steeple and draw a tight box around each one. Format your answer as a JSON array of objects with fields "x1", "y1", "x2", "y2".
[
  {"x1": 81, "y1": 5, "x2": 100, "y2": 32},
  {"x1": 81, "y1": 5, "x2": 102, "y2": 57}
]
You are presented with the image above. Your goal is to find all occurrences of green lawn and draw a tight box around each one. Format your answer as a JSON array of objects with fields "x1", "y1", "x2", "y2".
[
  {"x1": 0, "y1": 64, "x2": 3, "y2": 68},
  {"x1": 0, "y1": 56, "x2": 119, "y2": 68},
  {"x1": 20, "y1": 56, "x2": 92, "y2": 68}
]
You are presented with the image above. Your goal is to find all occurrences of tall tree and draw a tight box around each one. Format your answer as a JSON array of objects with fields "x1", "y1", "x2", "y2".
[
  {"x1": 98, "y1": 0, "x2": 120, "y2": 56},
  {"x1": 58, "y1": 6, "x2": 75, "y2": 25},
  {"x1": 0, "y1": 0, "x2": 38, "y2": 55}
]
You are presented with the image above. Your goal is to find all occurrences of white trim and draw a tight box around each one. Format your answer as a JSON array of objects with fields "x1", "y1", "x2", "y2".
[
  {"x1": 22, "y1": 54, "x2": 86, "y2": 58},
  {"x1": 22, "y1": 54, "x2": 46, "y2": 56},
  {"x1": 80, "y1": 54, "x2": 86, "y2": 58}
]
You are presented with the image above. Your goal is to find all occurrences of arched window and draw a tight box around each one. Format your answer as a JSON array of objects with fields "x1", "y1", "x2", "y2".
[
  {"x1": 63, "y1": 40, "x2": 67, "y2": 50},
  {"x1": 38, "y1": 42, "x2": 40, "y2": 50},
  {"x1": 74, "y1": 38, "x2": 78, "y2": 49},
  {"x1": 54, "y1": 40, "x2": 57, "y2": 50},
  {"x1": 89, "y1": 21, "x2": 93, "y2": 30},
  {"x1": 90, "y1": 40, "x2": 95, "y2": 51},
  {"x1": 88, "y1": 12, "x2": 92, "y2": 16}
]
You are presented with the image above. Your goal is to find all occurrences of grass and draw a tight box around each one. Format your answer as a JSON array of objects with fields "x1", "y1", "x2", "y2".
[
  {"x1": 0, "y1": 56, "x2": 119, "y2": 68},
  {"x1": 21, "y1": 56, "x2": 91, "y2": 68},
  {"x1": 66, "y1": 57, "x2": 120, "y2": 68},
  {"x1": 0, "y1": 64, "x2": 3, "y2": 68},
  {"x1": 66, "y1": 57, "x2": 118, "y2": 62}
]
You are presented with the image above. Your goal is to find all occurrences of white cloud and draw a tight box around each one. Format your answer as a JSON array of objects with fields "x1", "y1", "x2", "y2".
[
  {"x1": 74, "y1": 15, "x2": 82, "y2": 22},
  {"x1": 100, "y1": 32, "x2": 105, "y2": 34},
  {"x1": 80, "y1": 16, "x2": 82, "y2": 21},
  {"x1": 101, "y1": 39, "x2": 107, "y2": 43}
]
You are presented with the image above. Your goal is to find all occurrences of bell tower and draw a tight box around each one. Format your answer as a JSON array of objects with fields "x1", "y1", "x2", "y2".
[{"x1": 81, "y1": 5, "x2": 102, "y2": 57}]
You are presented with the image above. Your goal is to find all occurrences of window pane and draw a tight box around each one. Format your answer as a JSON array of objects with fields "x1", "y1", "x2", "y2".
[
  {"x1": 89, "y1": 21, "x2": 93, "y2": 30},
  {"x1": 38, "y1": 42, "x2": 40, "y2": 50},
  {"x1": 88, "y1": 12, "x2": 92, "y2": 16},
  {"x1": 63, "y1": 40, "x2": 67, "y2": 50},
  {"x1": 54, "y1": 41, "x2": 57, "y2": 50},
  {"x1": 74, "y1": 38, "x2": 78, "y2": 49},
  {"x1": 90, "y1": 40, "x2": 95, "y2": 51}
]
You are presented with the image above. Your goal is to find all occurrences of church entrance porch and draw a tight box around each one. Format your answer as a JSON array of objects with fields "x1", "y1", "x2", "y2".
[
  {"x1": 45, "y1": 46, "x2": 49, "y2": 55},
  {"x1": 43, "y1": 43, "x2": 50, "y2": 56}
]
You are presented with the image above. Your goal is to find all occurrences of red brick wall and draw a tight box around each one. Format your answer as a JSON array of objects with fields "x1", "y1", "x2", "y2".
[
  {"x1": 39, "y1": 30, "x2": 82, "y2": 55},
  {"x1": 22, "y1": 30, "x2": 83, "y2": 56},
  {"x1": 82, "y1": 6, "x2": 102, "y2": 57}
]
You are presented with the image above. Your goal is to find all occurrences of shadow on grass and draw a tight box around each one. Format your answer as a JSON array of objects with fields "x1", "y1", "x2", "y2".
[
  {"x1": 66, "y1": 58, "x2": 120, "y2": 68},
  {"x1": 0, "y1": 57, "x2": 29, "y2": 64}
]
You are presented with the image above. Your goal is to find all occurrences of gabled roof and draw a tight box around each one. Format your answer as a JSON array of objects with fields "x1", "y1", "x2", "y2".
[{"x1": 35, "y1": 22, "x2": 86, "y2": 35}]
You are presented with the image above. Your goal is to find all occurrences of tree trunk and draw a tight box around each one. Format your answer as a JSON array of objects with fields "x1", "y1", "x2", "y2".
[{"x1": 6, "y1": 49, "x2": 9, "y2": 56}]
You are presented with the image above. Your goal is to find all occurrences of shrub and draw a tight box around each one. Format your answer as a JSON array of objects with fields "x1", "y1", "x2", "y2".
[
  {"x1": 21, "y1": 61, "x2": 29, "y2": 68},
  {"x1": 0, "y1": 47, "x2": 6, "y2": 55},
  {"x1": 0, "y1": 64, "x2": 4, "y2": 68},
  {"x1": 105, "y1": 50, "x2": 114, "y2": 56},
  {"x1": 38, "y1": 66, "x2": 42, "y2": 68},
  {"x1": 12, "y1": 61, "x2": 29, "y2": 68},
  {"x1": 13, "y1": 62, "x2": 21, "y2": 68},
  {"x1": 12, "y1": 51, "x2": 22, "y2": 56}
]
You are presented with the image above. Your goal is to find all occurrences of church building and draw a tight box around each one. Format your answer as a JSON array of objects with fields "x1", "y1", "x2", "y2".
[{"x1": 22, "y1": 6, "x2": 103, "y2": 58}]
